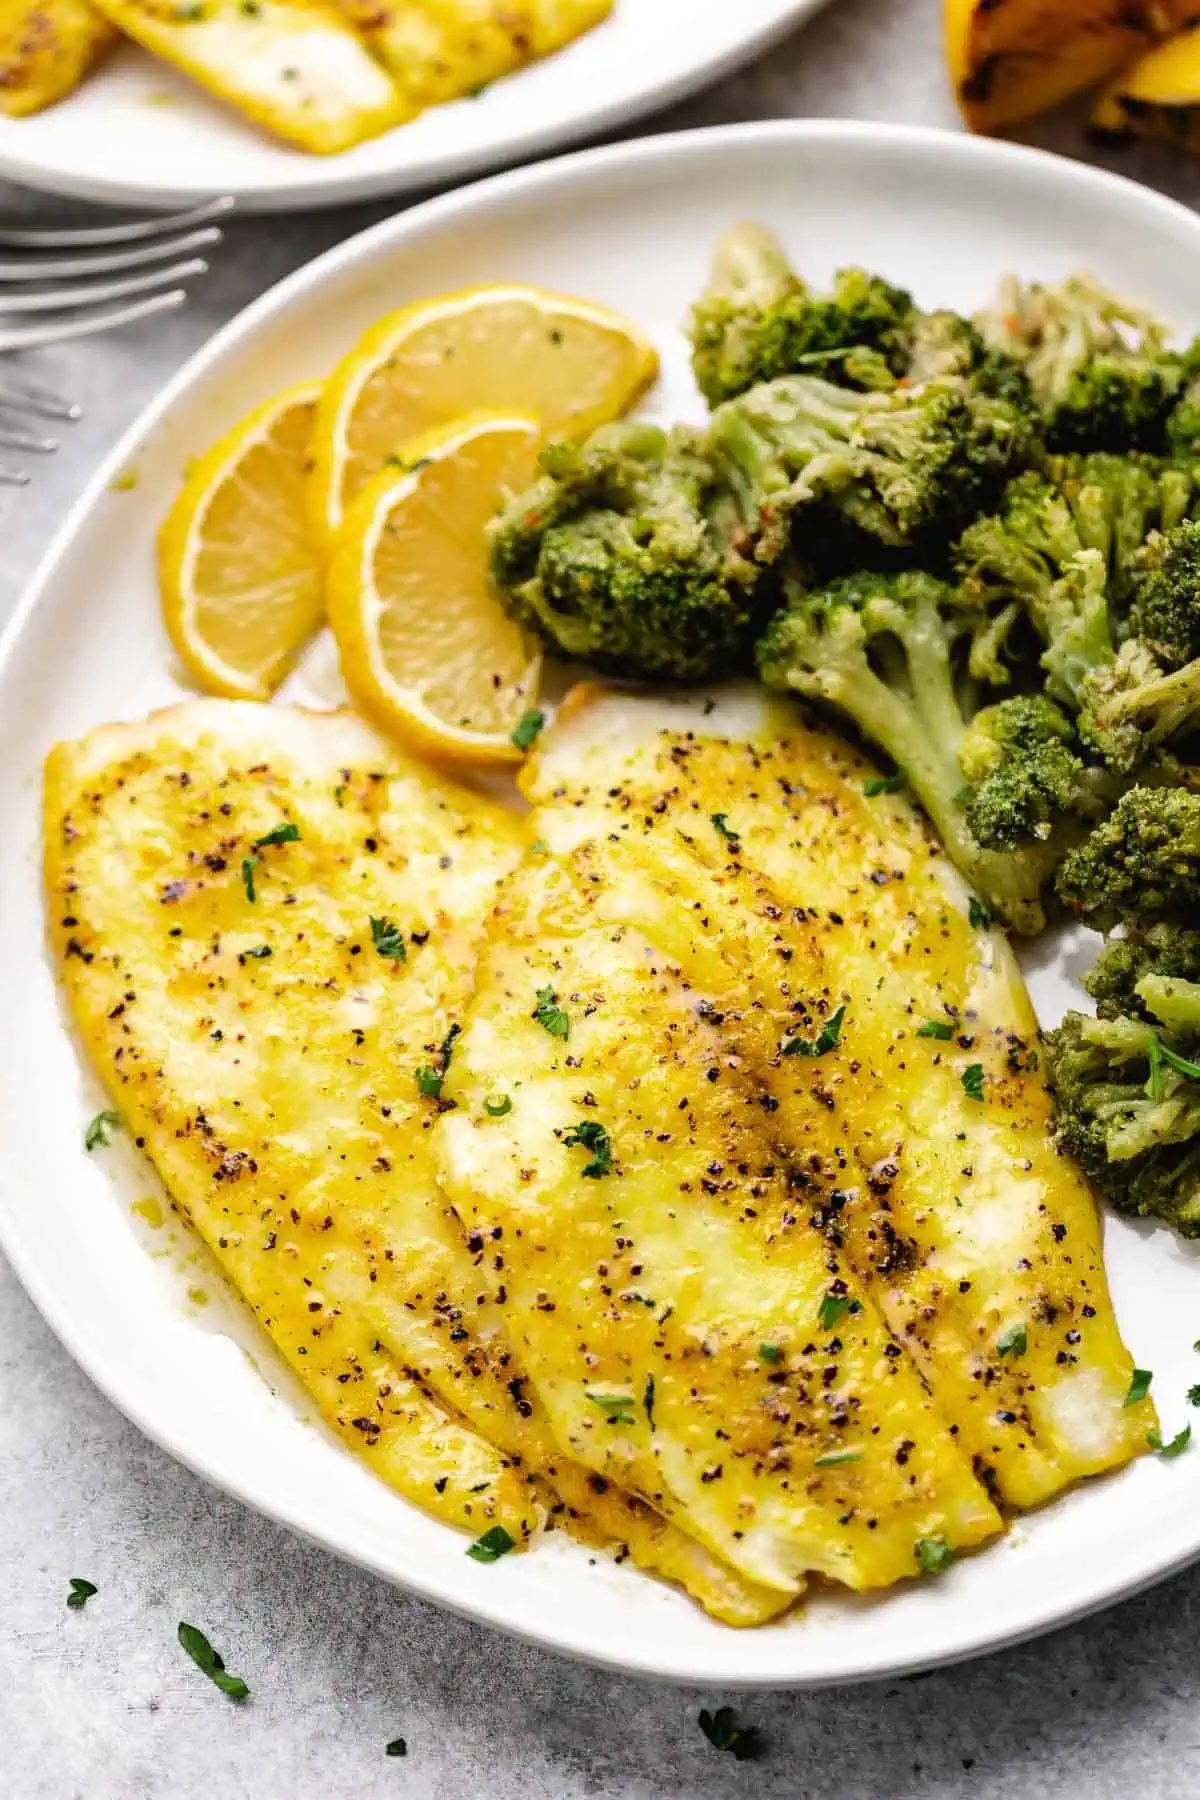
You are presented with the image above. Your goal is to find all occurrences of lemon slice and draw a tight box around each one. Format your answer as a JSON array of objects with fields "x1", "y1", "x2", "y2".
[
  {"x1": 309, "y1": 283, "x2": 658, "y2": 544},
  {"x1": 325, "y1": 411, "x2": 543, "y2": 765},
  {"x1": 159, "y1": 381, "x2": 324, "y2": 702}
]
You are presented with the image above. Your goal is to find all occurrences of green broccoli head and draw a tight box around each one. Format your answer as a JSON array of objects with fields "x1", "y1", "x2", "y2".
[
  {"x1": 1165, "y1": 335, "x2": 1200, "y2": 457},
  {"x1": 975, "y1": 273, "x2": 1182, "y2": 452},
  {"x1": 1125, "y1": 516, "x2": 1200, "y2": 668},
  {"x1": 900, "y1": 309, "x2": 1036, "y2": 415},
  {"x1": 688, "y1": 222, "x2": 914, "y2": 407},
  {"x1": 957, "y1": 696, "x2": 1109, "y2": 851},
  {"x1": 1054, "y1": 787, "x2": 1200, "y2": 931},
  {"x1": 487, "y1": 423, "x2": 763, "y2": 683},
  {"x1": 756, "y1": 567, "x2": 1056, "y2": 932},
  {"x1": 1079, "y1": 637, "x2": 1200, "y2": 773},
  {"x1": 1087, "y1": 923, "x2": 1200, "y2": 1020},
  {"x1": 712, "y1": 371, "x2": 1031, "y2": 565},
  {"x1": 1045, "y1": 1005, "x2": 1200, "y2": 1236}
]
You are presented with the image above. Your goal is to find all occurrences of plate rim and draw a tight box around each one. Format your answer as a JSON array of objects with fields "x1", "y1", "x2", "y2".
[
  {"x1": 6, "y1": 118, "x2": 1200, "y2": 1687},
  {"x1": 0, "y1": 0, "x2": 835, "y2": 213}
]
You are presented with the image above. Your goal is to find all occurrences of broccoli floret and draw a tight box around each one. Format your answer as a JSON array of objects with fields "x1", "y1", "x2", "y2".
[
  {"x1": 1166, "y1": 336, "x2": 1200, "y2": 457},
  {"x1": 486, "y1": 423, "x2": 763, "y2": 682},
  {"x1": 689, "y1": 222, "x2": 914, "y2": 407},
  {"x1": 1125, "y1": 516, "x2": 1200, "y2": 668},
  {"x1": 975, "y1": 273, "x2": 1181, "y2": 452},
  {"x1": 957, "y1": 696, "x2": 1110, "y2": 851},
  {"x1": 1045, "y1": 1006, "x2": 1200, "y2": 1236},
  {"x1": 955, "y1": 458, "x2": 1200, "y2": 763},
  {"x1": 756, "y1": 568, "x2": 1055, "y2": 932},
  {"x1": 1087, "y1": 924, "x2": 1200, "y2": 1020},
  {"x1": 712, "y1": 371, "x2": 1031, "y2": 565},
  {"x1": 1055, "y1": 788, "x2": 1200, "y2": 931},
  {"x1": 899, "y1": 309, "x2": 1036, "y2": 417}
]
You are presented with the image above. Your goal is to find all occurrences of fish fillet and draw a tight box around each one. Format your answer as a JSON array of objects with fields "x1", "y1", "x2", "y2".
[
  {"x1": 438, "y1": 858, "x2": 1004, "y2": 1597},
  {"x1": 0, "y1": 0, "x2": 115, "y2": 115},
  {"x1": 45, "y1": 699, "x2": 783, "y2": 1625},
  {"x1": 512, "y1": 683, "x2": 1154, "y2": 1512}
]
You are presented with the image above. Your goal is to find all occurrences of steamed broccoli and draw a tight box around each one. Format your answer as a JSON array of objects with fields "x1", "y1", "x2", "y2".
[
  {"x1": 955, "y1": 457, "x2": 1200, "y2": 765},
  {"x1": 1125, "y1": 516, "x2": 1200, "y2": 668},
  {"x1": 756, "y1": 569, "x2": 1056, "y2": 932},
  {"x1": 486, "y1": 423, "x2": 764, "y2": 682},
  {"x1": 712, "y1": 370, "x2": 1031, "y2": 565},
  {"x1": 1166, "y1": 337, "x2": 1200, "y2": 457},
  {"x1": 957, "y1": 696, "x2": 1110, "y2": 851},
  {"x1": 974, "y1": 273, "x2": 1182, "y2": 452},
  {"x1": 1055, "y1": 788, "x2": 1200, "y2": 931},
  {"x1": 688, "y1": 222, "x2": 915, "y2": 407},
  {"x1": 1045, "y1": 1003, "x2": 1200, "y2": 1236},
  {"x1": 1086, "y1": 923, "x2": 1200, "y2": 1021}
]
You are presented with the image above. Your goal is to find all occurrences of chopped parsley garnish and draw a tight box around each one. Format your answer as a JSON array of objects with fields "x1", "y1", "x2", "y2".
[
  {"x1": 711, "y1": 813, "x2": 741, "y2": 848},
  {"x1": 84, "y1": 1110, "x2": 120, "y2": 1152},
  {"x1": 243, "y1": 945, "x2": 272, "y2": 960},
  {"x1": 1188, "y1": 1384, "x2": 1200, "y2": 1406},
  {"x1": 996, "y1": 1322, "x2": 1027, "y2": 1358},
  {"x1": 563, "y1": 1119, "x2": 612, "y2": 1178},
  {"x1": 66, "y1": 1578, "x2": 97, "y2": 1610},
  {"x1": 916, "y1": 1535, "x2": 953, "y2": 1574},
  {"x1": 333, "y1": 785, "x2": 346, "y2": 807},
  {"x1": 814, "y1": 1449, "x2": 861, "y2": 1468},
  {"x1": 1148, "y1": 1425, "x2": 1191, "y2": 1459},
  {"x1": 1125, "y1": 1368, "x2": 1153, "y2": 1406},
  {"x1": 759, "y1": 1342, "x2": 784, "y2": 1366},
  {"x1": 440, "y1": 1022, "x2": 461, "y2": 1068},
  {"x1": 253, "y1": 822, "x2": 300, "y2": 849},
  {"x1": 968, "y1": 897, "x2": 994, "y2": 930},
  {"x1": 466, "y1": 1525, "x2": 515, "y2": 1564},
  {"x1": 817, "y1": 1292, "x2": 861, "y2": 1333},
  {"x1": 385, "y1": 1737, "x2": 407, "y2": 1757},
  {"x1": 510, "y1": 709, "x2": 546, "y2": 752},
  {"x1": 484, "y1": 1094, "x2": 513, "y2": 1118},
  {"x1": 782, "y1": 1004, "x2": 846, "y2": 1059},
  {"x1": 533, "y1": 984, "x2": 569, "y2": 1040},
  {"x1": 1147, "y1": 1035, "x2": 1200, "y2": 1099},
  {"x1": 863, "y1": 771, "x2": 904, "y2": 796},
  {"x1": 416, "y1": 1065, "x2": 444, "y2": 1099},
  {"x1": 643, "y1": 1375, "x2": 655, "y2": 1429},
  {"x1": 961, "y1": 1063, "x2": 985, "y2": 1101},
  {"x1": 370, "y1": 916, "x2": 408, "y2": 962},
  {"x1": 915, "y1": 1018, "x2": 954, "y2": 1040},
  {"x1": 241, "y1": 856, "x2": 258, "y2": 903},
  {"x1": 177, "y1": 1622, "x2": 249, "y2": 1700},
  {"x1": 698, "y1": 1707, "x2": 762, "y2": 1762},
  {"x1": 586, "y1": 1391, "x2": 635, "y2": 1425}
]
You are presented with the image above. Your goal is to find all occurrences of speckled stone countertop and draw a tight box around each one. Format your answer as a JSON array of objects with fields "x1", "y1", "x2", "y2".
[{"x1": 6, "y1": 3, "x2": 1200, "y2": 1795}]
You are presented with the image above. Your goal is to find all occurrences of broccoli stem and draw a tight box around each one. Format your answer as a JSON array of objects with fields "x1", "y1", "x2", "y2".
[{"x1": 706, "y1": 222, "x2": 797, "y2": 311}]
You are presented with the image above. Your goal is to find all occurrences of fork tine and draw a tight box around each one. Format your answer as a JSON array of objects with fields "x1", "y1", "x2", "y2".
[
  {"x1": 0, "y1": 464, "x2": 30, "y2": 485},
  {"x1": 0, "y1": 196, "x2": 235, "y2": 250},
  {"x1": 0, "y1": 257, "x2": 208, "y2": 315},
  {"x1": 0, "y1": 423, "x2": 56, "y2": 454},
  {"x1": 0, "y1": 287, "x2": 186, "y2": 355},
  {"x1": 0, "y1": 378, "x2": 81, "y2": 421},
  {"x1": 0, "y1": 225, "x2": 222, "y2": 283}
]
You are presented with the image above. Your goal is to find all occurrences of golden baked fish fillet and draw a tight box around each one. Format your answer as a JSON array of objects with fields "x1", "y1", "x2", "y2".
[
  {"x1": 45, "y1": 699, "x2": 784, "y2": 1626},
  {"x1": 515, "y1": 683, "x2": 1154, "y2": 1514},
  {"x1": 438, "y1": 860, "x2": 1004, "y2": 1599},
  {"x1": 84, "y1": 0, "x2": 407, "y2": 152},
  {"x1": 0, "y1": 0, "x2": 115, "y2": 115},
  {"x1": 331, "y1": 0, "x2": 612, "y2": 112}
]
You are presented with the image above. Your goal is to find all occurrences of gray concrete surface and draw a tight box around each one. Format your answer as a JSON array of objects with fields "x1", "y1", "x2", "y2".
[{"x1": 5, "y1": 1, "x2": 1200, "y2": 1794}]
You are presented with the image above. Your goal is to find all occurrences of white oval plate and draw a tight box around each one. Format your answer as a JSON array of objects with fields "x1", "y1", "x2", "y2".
[
  {"x1": 0, "y1": 0, "x2": 833, "y2": 213},
  {"x1": 3, "y1": 121, "x2": 1200, "y2": 1687}
]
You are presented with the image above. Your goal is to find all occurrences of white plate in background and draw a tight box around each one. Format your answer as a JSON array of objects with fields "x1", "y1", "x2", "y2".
[
  {"x1": 2, "y1": 121, "x2": 1198, "y2": 1686},
  {"x1": 0, "y1": 1, "x2": 835, "y2": 212}
]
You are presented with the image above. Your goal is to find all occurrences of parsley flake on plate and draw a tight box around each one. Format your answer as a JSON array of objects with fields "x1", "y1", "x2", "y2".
[
  {"x1": 253, "y1": 822, "x2": 300, "y2": 849},
  {"x1": 466, "y1": 1526, "x2": 515, "y2": 1564},
  {"x1": 1148, "y1": 1425, "x2": 1191, "y2": 1458},
  {"x1": 177, "y1": 1622, "x2": 249, "y2": 1701},
  {"x1": 533, "y1": 985, "x2": 570, "y2": 1040},
  {"x1": 782, "y1": 1004, "x2": 846, "y2": 1059},
  {"x1": 817, "y1": 1292, "x2": 861, "y2": 1333},
  {"x1": 586, "y1": 1390, "x2": 636, "y2": 1425},
  {"x1": 915, "y1": 1535, "x2": 953, "y2": 1574},
  {"x1": 563, "y1": 1119, "x2": 612, "y2": 1178},
  {"x1": 996, "y1": 1322, "x2": 1027, "y2": 1358},
  {"x1": 370, "y1": 916, "x2": 408, "y2": 962},
  {"x1": 510, "y1": 709, "x2": 546, "y2": 753},
  {"x1": 698, "y1": 1707, "x2": 762, "y2": 1762},
  {"x1": 66, "y1": 1578, "x2": 97, "y2": 1610},
  {"x1": 916, "y1": 1018, "x2": 954, "y2": 1040},
  {"x1": 863, "y1": 770, "x2": 904, "y2": 796},
  {"x1": 385, "y1": 1737, "x2": 407, "y2": 1758},
  {"x1": 84, "y1": 1110, "x2": 120, "y2": 1152},
  {"x1": 961, "y1": 1063, "x2": 985, "y2": 1101},
  {"x1": 1126, "y1": 1368, "x2": 1153, "y2": 1406}
]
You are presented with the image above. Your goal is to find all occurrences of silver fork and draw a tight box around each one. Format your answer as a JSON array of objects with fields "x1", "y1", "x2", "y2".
[{"x1": 0, "y1": 196, "x2": 234, "y2": 485}]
